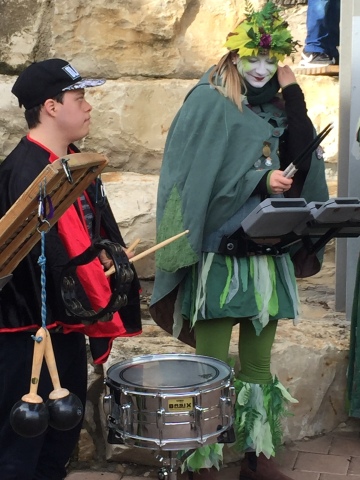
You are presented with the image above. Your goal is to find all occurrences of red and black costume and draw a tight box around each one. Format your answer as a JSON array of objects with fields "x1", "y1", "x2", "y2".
[{"x1": 0, "y1": 136, "x2": 141, "y2": 480}]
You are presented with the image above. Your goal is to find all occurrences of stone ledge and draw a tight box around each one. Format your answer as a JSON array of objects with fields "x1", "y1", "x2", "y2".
[{"x1": 295, "y1": 65, "x2": 339, "y2": 77}]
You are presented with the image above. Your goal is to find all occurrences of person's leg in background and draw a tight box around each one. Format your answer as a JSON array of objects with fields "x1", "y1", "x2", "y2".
[
  {"x1": 323, "y1": 0, "x2": 340, "y2": 62},
  {"x1": 237, "y1": 319, "x2": 297, "y2": 480},
  {"x1": 304, "y1": 0, "x2": 330, "y2": 55},
  {"x1": 301, "y1": 0, "x2": 340, "y2": 66}
]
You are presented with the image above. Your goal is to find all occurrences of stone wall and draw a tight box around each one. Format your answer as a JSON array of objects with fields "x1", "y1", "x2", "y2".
[{"x1": 0, "y1": 0, "x2": 339, "y2": 278}]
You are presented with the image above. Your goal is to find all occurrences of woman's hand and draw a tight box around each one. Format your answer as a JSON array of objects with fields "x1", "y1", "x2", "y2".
[
  {"x1": 268, "y1": 170, "x2": 293, "y2": 194},
  {"x1": 277, "y1": 65, "x2": 297, "y2": 89}
]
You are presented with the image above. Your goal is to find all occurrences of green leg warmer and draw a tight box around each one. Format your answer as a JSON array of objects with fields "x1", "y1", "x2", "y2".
[
  {"x1": 182, "y1": 318, "x2": 298, "y2": 469},
  {"x1": 237, "y1": 318, "x2": 277, "y2": 384},
  {"x1": 233, "y1": 375, "x2": 298, "y2": 458},
  {"x1": 235, "y1": 319, "x2": 298, "y2": 458},
  {"x1": 194, "y1": 317, "x2": 234, "y2": 361}
]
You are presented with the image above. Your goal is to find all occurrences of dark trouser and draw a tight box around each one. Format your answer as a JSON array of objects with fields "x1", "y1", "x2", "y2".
[
  {"x1": 0, "y1": 331, "x2": 87, "y2": 480},
  {"x1": 304, "y1": 0, "x2": 340, "y2": 59}
]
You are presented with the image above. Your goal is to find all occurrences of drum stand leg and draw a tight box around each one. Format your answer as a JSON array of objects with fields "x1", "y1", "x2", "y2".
[{"x1": 156, "y1": 451, "x2": 181, "y2": 480}]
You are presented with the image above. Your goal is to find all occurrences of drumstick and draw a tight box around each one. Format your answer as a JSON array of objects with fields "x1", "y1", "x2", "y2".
[
  {"x1": 44, "y1": 330, "x2": 70, "y2": 400},
  {"x1": 105, "y1": 230, "x2": 190, "y2": 277},
  {"x1": 283, "y1": 123, "x2": 333, "y2": 179},
  {"x1": 124, "y1": 238, "x2": 141, "y2": 255}
]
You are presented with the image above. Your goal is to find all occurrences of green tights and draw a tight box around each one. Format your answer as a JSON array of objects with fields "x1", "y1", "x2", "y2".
[{"x1": 194, "y1": 317, "x2": 278, "y2": 384}]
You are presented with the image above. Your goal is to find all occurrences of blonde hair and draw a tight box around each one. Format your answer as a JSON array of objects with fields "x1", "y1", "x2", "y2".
[{"x1": 208, "y1": 51, "x2": 246, "y2": 111}]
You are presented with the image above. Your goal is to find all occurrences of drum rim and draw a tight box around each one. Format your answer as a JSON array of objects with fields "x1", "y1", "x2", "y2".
[{"x1": 106, "y1": 353, "x2": 232, "y2": 390}]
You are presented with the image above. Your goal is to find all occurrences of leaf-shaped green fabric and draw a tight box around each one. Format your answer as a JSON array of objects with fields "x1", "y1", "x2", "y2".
[
  {"x1": 156, "y1": 185, "x2": 198, "y2": 272},
  {"x1": 233, "y1": 376, "x2": 297, "y2": 456}
]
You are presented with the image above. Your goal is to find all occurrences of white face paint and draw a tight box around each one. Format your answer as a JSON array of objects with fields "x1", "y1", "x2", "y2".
[{"x1": 237, "y1": 54, "x2": 278, "y2": 88}]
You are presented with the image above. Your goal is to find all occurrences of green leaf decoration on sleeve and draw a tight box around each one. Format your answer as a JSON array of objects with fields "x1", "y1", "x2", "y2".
[{"x1": 156, "y1": 185, "x2": 198, "y2": 272}]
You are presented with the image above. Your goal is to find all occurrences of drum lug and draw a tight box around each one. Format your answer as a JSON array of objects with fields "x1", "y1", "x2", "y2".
[
  {"x1": 121, "y1": 402, "x2": 132, "y2": 434},
  {"x1": 229, "y1": 385, "x2": 236, "y2": 404},
  {"x1": 220, "y1": 394, "x2": 234, "y2": 419},
  {"x1": 103, "y1": 393, "x2": 114, "y2": 416},
  {"x1": 156, "y1": 407, "x2": 166, "y2": 429},
  {"x1": 194, "y1": 405, "x2": 205, "y2": 441}
]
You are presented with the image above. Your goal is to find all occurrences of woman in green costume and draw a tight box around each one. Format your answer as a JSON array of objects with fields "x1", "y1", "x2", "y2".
[{"x1": 150, "y1": 2, "x2": 329, "y2": 479}]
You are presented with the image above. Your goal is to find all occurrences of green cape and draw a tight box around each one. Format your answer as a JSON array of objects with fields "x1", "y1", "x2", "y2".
[{"x1": 150, "y1": 69, "x2": 328, "y2": 345}]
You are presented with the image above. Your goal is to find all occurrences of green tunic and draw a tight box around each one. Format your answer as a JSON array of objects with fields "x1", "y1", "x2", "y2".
[
  {"x1": 180, "y1": 253, "x2": 298, "y2": 335},
  {"x1": 150, "y1": 68, "x2": 329, "y2": 343}
]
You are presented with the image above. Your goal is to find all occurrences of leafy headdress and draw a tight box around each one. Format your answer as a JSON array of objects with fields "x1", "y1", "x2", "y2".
[{"x1": 224, "y1": 1, "x2": 300, "y2": 61}]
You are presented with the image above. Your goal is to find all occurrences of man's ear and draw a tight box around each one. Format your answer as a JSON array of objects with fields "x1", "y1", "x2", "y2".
[{"x1": 43, "y1": 99, "x2": 58, "y2": 117}]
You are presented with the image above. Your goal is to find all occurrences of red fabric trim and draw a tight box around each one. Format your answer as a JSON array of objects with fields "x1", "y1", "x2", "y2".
[
  {"x1": 92, "y1": 339, "x2": 114, "y2": 365},
  {"x1": 0, "y1": 323, "x2": 57, "y2": 334},
  {"x1": 56, "y1": 207, "x2": 127, "y2": 336},
  {"x1": 0, "y1": 324, "x2": 142, "y2": 338},
  {"x1": 27, "y1": 134, "x2": 59, "y2": 163}
]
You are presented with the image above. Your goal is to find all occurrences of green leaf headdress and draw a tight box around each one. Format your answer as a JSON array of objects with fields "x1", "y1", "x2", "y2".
[{"x1": 224, "y1": 1, "x2": 300, "y2": 61}]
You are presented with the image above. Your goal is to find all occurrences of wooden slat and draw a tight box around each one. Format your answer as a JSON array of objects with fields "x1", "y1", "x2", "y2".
[
  {"x1": 294, "y1": 65, "x2": 339, "y2": 76},
  {"x1": 0, "y1": 152, "x2": 108, "y2": 276}
]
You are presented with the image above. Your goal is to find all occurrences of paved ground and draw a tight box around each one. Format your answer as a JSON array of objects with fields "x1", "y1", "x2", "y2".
[{"x1": 67, "y1": 420, "x2": 360, "y2": 480}]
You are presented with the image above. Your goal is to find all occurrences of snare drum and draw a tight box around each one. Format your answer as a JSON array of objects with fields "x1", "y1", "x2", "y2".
[{"x1": 104, "y1": 353, "x2": 235, "y2": 450}]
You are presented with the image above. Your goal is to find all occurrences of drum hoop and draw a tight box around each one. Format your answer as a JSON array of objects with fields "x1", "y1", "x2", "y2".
[{"x1": 106, "y1": 353, "x2": 232, "y2": 391}]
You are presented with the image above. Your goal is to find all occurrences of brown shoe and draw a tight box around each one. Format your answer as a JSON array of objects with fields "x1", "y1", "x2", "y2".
[{"x1": 239, "y1": 452, "x2": 293, "y2": 480}]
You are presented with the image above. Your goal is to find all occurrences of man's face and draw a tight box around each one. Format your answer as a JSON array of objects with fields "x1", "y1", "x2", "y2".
[
  {"x1": 237, "y1": 54, "x2": 278, "y2": 88},
  {"x1": 55, "y1": 89, "x2": 92, "y2": 143}
]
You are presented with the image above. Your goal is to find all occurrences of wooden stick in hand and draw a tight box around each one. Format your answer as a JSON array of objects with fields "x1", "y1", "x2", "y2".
[
  {"x1": 124, "y1": 238, "x2": 141, "y2": 256},
  {"x1": 105, "y1": 230, "x2": 190, "y2": 277}
]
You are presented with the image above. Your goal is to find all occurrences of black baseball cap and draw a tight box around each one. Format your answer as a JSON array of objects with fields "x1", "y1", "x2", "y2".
[{"x1": 11, "y1": 58, "x2": 106, "y2": 110}]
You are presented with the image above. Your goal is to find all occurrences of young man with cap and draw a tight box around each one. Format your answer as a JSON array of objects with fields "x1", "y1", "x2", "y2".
[{"x1": 0, "y1": 59, "x2": 142, "y2": 480}]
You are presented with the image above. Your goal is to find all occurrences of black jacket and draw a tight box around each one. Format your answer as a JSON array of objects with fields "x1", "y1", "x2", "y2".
[{"x1": 0, "y1": 137, "x2": 141, "y2": 361}]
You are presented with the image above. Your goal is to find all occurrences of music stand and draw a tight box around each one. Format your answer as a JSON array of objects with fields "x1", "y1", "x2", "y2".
[
  {"x1": 0, "y1": 153, "x2": 108, "y2": 278},
  {"x1": 240, "y1": 197, "x2": 360, "y2": 255}
]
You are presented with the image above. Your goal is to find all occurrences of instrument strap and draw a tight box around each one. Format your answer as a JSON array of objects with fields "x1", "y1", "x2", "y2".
[
  {"x1": 94, "y1": 176, "x2": 107, "y2": 241},
  {"x1": 60, "y1": 239, "x2": 134, "y2": 324}
]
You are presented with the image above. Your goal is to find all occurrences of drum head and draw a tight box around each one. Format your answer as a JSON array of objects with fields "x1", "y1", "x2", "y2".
[{"x1": 107, "y1": 353, "x2": 230, "y2": 390}]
